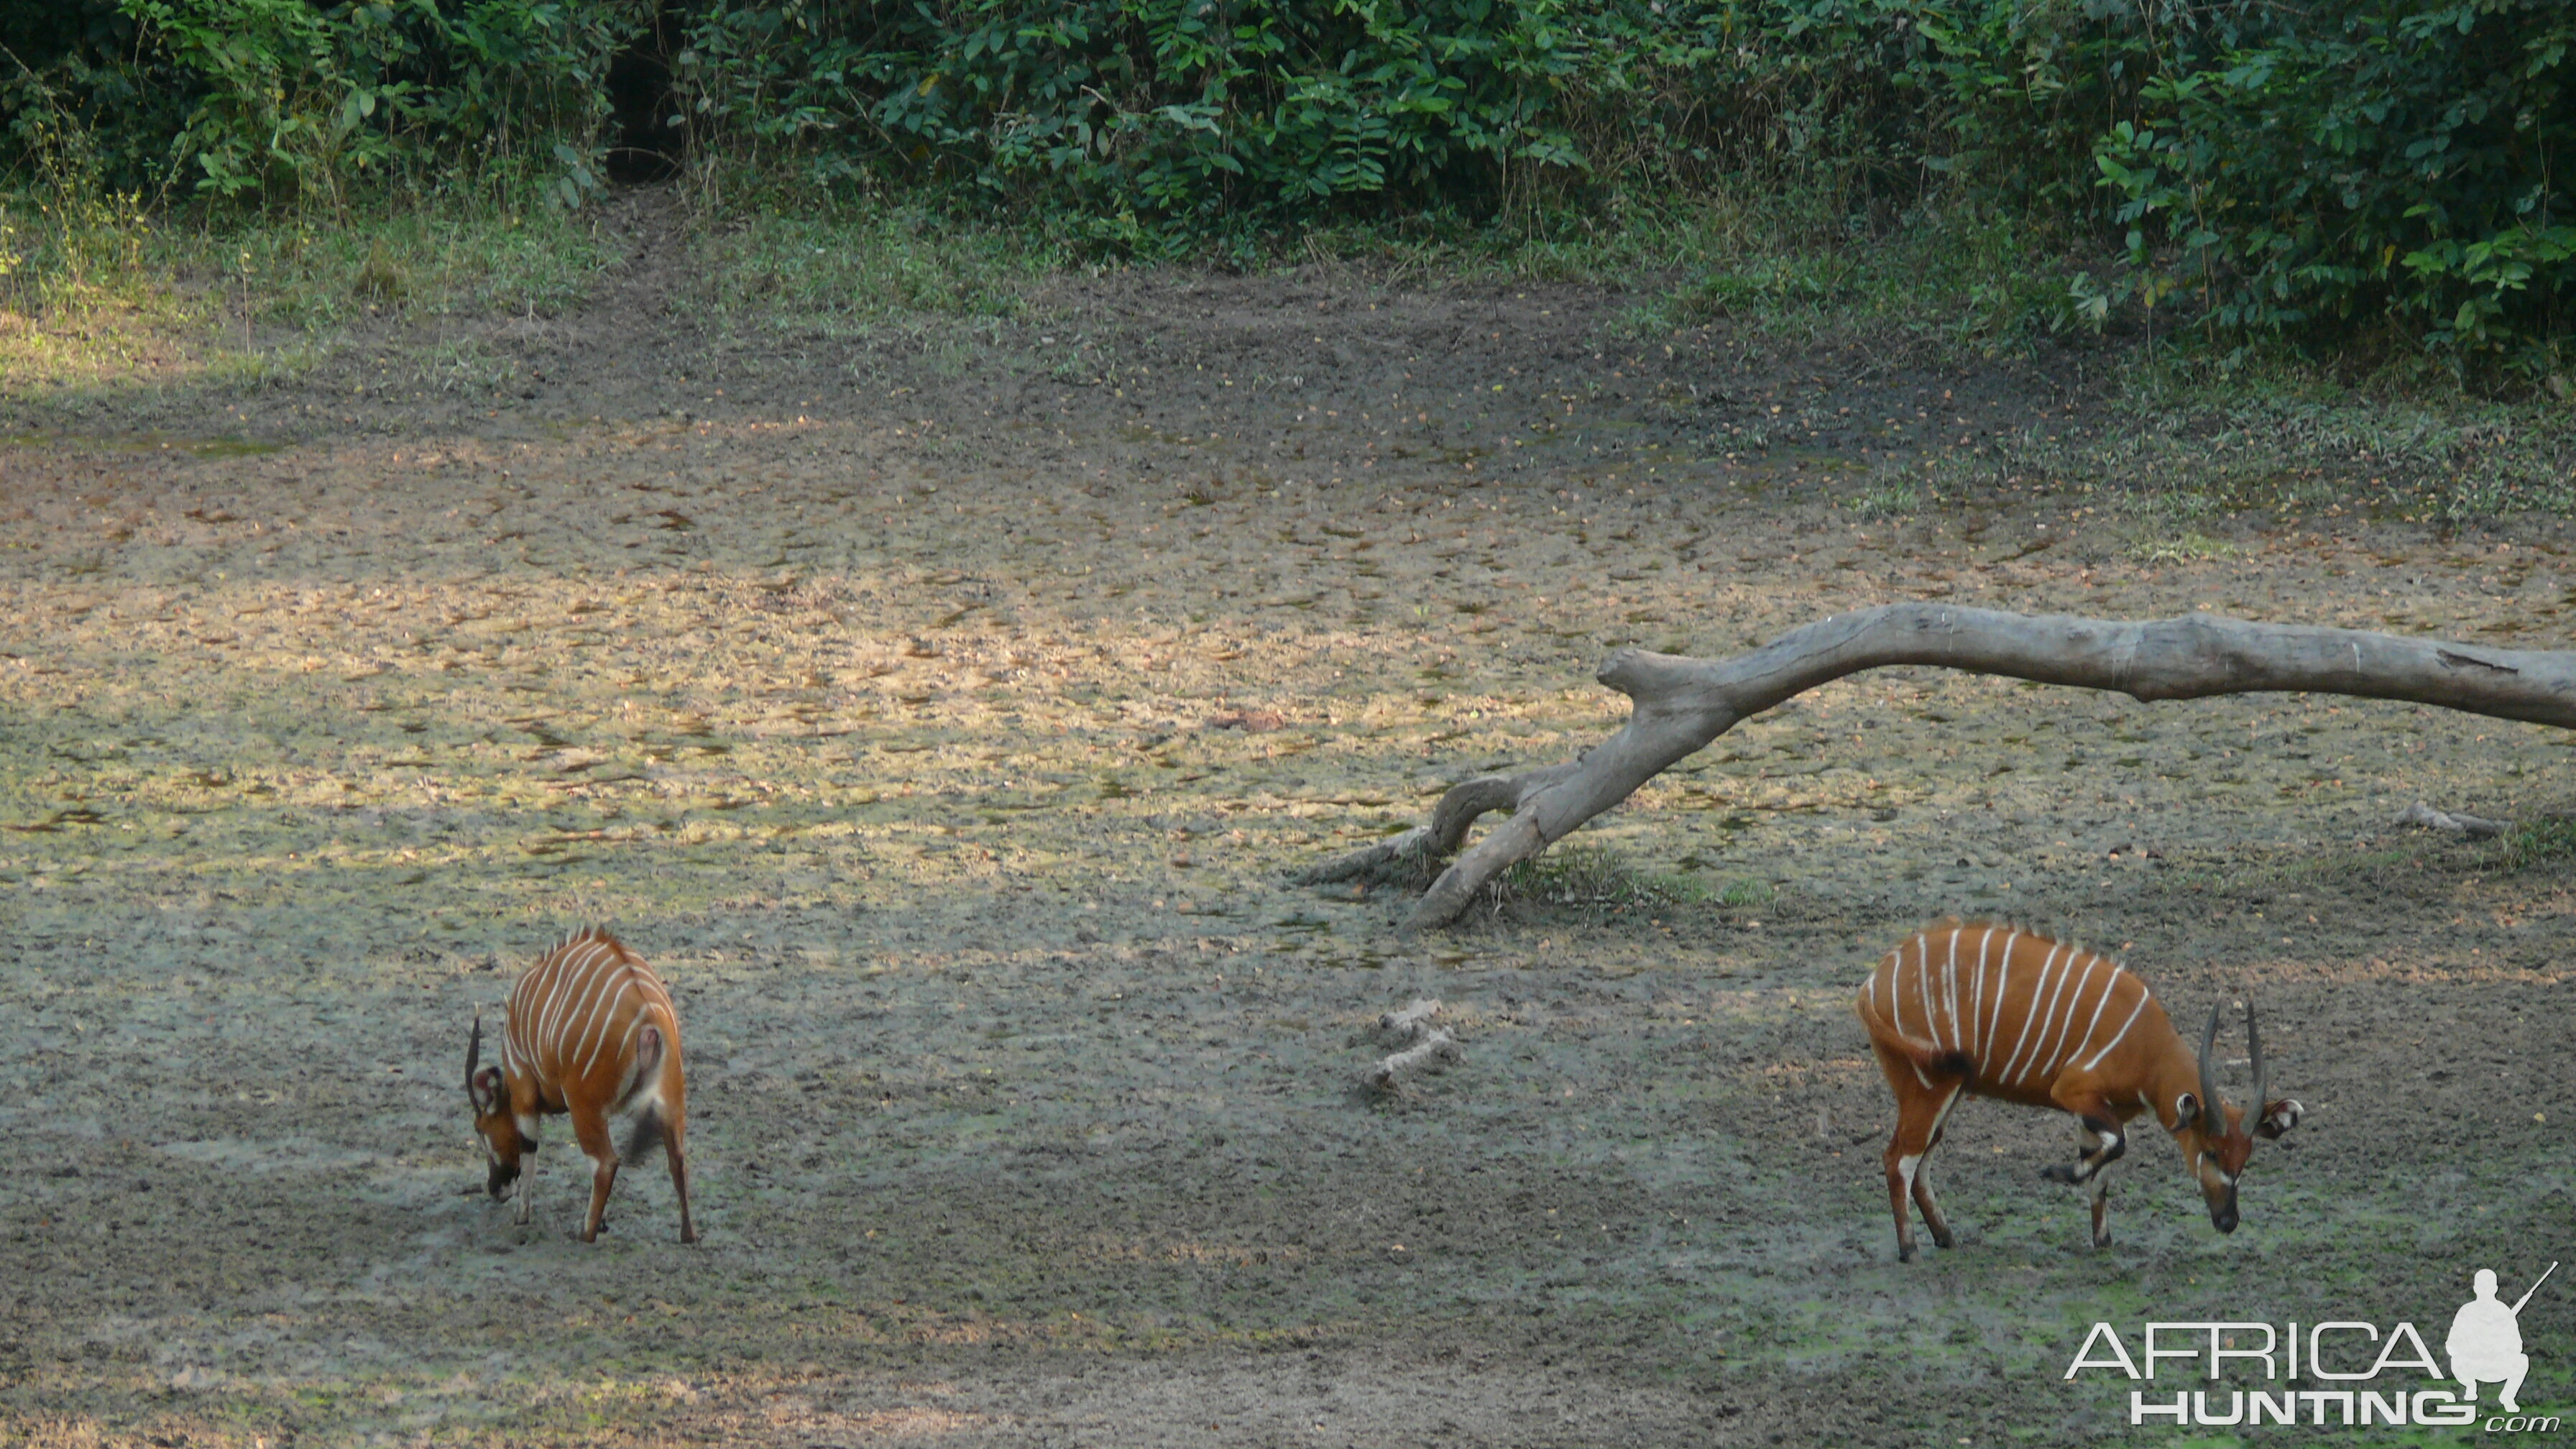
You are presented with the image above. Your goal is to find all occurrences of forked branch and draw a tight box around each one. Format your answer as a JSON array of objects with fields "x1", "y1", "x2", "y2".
[{"x1": 1305, "y1": 604, "x2": 2575, "y2": 932}]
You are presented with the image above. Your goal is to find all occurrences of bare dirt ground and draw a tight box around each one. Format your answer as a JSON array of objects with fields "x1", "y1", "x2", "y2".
[{"x1": 3, "y1": 192, "x2": 2571, "y2": 1446}]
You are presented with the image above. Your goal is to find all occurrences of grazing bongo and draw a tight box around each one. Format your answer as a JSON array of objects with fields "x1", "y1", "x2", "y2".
[
  {"x1": 1854, "y1": 919, "x2": 2302, "y2": 1259},
  {"x1": 465, "y1": 926, "x2": 696, "y2": 1243}
]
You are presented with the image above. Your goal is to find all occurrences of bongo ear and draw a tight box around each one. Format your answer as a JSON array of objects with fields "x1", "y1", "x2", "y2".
[{"x1": 2253, "y1": 1098, "x2": 2304, "y2": 1141}]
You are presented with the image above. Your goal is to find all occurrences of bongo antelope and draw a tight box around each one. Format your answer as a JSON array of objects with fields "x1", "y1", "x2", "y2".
[
  {"x1": 465, "y1": 926, "x2": 696, "y2": 1243},
  {"x1": 1854, "y1": 920, "x2": 2301, "y2": 1259}
]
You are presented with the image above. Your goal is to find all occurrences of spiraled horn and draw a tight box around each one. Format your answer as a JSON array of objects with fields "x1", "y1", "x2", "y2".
[
  {"x1": 2196, "y1": 1002, "x2": 2223, "y2": 1134},
  {"x1": 466, "y1": 1008, "x2": 485, "y2": 1105},
  {"x1": 2245, "y1": 1003, "x2": 2266, "y2": 1133}
]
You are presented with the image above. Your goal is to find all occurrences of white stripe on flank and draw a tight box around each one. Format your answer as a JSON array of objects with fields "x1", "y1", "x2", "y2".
[
  {"x1": 2066, "y1": 965, "x2": 2125, "y2": 1070},
  {"x1": 509, "y1": 966, "x2": 557, "y2": 1083},
  {"x1": 502, "y1": 934, "x2": 673, "y2": 1105},
  {"x1": 1998, "y1": 943, "x2": 2068, "y2": 1087},
  {"x1": 1969, "y1": 926, "x2": 1996, "y2": 1075},
  {"x1": 2079, "y1": 990, "x2": 2153, "y2": 1072},
  {"x1": 566, "y1": 965, "x2": 625, "y2": 1064},
  {"x1": 577, "y1": 980, "x2": 637, "y2": 1076},
  {"x1": 582, "y1": 965, "x2": 645, "y2": 1072},
  {"x1": 2035, "y1": 955, "x2": 2101, "y2": 1078},
  {"x1": 566, "y1": 941, "x2": 619, "y2": 1018},
  {"x1": 1982, "y1": 930, "x2": 2023, "y2": 1062},
  {"x1": 2039, "y1": 949, "x2": 2092, "y2": 1078},
  {"x1": 2025, "y1": 948, "x2": 2087, "y2": 1085},
  {"x1": 1890, "y1": 937, "x2": 1908, "y2": 1037},
  {"x1": 549, "y1": 948, "x2": 611, "y2": 1052},
  {"x1": 1941, "y1": 929, "x2": 1963, "y2": 1052},
  {"x1": 555, "y1": 959, "x2": 620, "y2": 1065},
  {"x1": 1914, "y1": 933, "x2": 1937, "y2": 1046},
  {"x1": 531, "y1": 957, "x2": 585, "y2": 1056}
]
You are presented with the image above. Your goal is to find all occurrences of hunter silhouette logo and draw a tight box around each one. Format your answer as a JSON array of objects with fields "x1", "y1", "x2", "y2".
[
  {"x1": 2450, "y1": 1262, "x2": 2556, "y2": 1414},
  {"x1": 2062, "y1": 1258, "x2": 2562, "y2": 1430}
]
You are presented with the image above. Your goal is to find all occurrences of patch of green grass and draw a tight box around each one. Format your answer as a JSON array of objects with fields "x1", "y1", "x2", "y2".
[
  {"x1": 225, "y1": 204, "x2": 614, "y2": 326},
  {"x1": 420, "y1": 334, "x2": 522, "y2": 395},
  {"x1": 2500, "y1": 816, "x2": 2576, "y2": 872},
  {"x1": 0, "y1": 173, "x2": 613, "y2": 403},
  {"x1": 1846, "y1": 479, "x2": 1921, "y2": 520},
  {"x1": 2094, "y1": 364, "x2": 2576, "y2": 524},
  {"x1": 1490, "y1": 843, "x2": 1696, "y2": 919},
  {"x1": 1716, "y1": 878, "x2": 1775, "y2": 911},
  {"x1": 1863, "y1": 380, "x2": 2576, "y2": 528},
  {"x1": 1609, "y1": 196, "x2": 2097, "y2": 353},
  {"x1": 690, "y1": 185, "x2": 1059, "y2": 327}
]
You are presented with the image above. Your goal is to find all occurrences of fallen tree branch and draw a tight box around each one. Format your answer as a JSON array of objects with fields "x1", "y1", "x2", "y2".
[
  {"x1": 1364, "y1": 999, "x2": 1461, "y2": 1091},
  {"x1": 1297, "y1": 769, "x2": 1578, "y2": 891},
  {"x1": 1365, "y1": 1029, "x2": 1461, "y2": 1092},
  {"x1": 1303, "y1": 604, "x2": 2576, "y2": 932},
  {"x1": 1379, "y1": 998, "x2": 1443, "y2": 1037},
  {"x1": 2396, "y1": 801, "x2": 2511, "y2": 840}
]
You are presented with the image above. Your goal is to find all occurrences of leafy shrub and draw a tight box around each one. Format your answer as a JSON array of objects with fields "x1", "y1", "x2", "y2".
[
  {"x1": 1, "y1": 0, "x2": 2569, "y2": 352},
  {"x1": 2088, "y1": 1, "x2": 2575, "y2": 356},
  {"x1": 1, "y1": 0, "x2": 638, "y2": 210}
]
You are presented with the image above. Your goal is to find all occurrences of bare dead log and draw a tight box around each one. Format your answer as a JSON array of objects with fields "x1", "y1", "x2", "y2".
[
  {"x1": 1297, "y1": 768, "x2": 1578, "y2": 891},
  {"x1": 2396, "y1": 801, "x2": 2511, "y2": 839},
  {"x1": 1379, "y1": 998, "x2": 1443, "y2": 1036},
  {"x1": 1363, "y1": 998, "x2": 1461, "y2": 1091},
  {"x1": 1309, "y1": 604, "x2": 2576, "y2": 933},
  {"x1": 1365, "y1": 1029, "x2": 1461, "y2": 1092}
]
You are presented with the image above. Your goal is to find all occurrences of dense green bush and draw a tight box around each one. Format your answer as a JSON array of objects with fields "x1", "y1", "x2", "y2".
[
  {"x1": 2087, "y1": 1, "x2": 2575, "y2": 351},
  {"x1": 1, "y1": 0, "x2": 2568, "y2": 352},
  {"x1": 0, "y1": 0, "x2": 636, "y2": 207}
]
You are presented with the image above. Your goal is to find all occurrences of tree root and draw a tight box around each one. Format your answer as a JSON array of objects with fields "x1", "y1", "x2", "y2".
[
  {"x1": 1299, "y1": 604, "x2": 2576, "y2": 933},
  {"x1": 1300, "y1": 769, "x2": 1576, "y2": 893}
]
